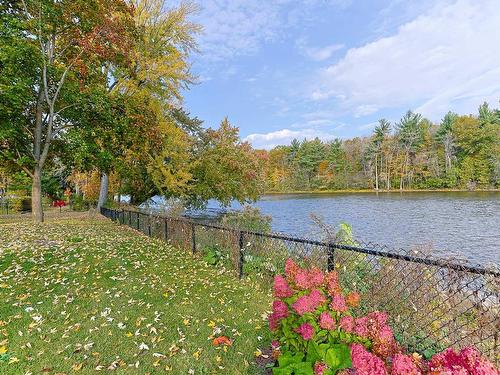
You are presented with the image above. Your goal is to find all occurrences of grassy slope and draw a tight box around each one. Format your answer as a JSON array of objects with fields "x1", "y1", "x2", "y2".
[{"x1": 0, "y1": 213, "x2": 272, "y2": 374}]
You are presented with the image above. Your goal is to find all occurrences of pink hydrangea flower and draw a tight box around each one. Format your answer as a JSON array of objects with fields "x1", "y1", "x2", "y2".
[
  {"x1": 271, "y1": 340, "x2": 280, "y2": 350},
  {"x1": 314, "y1": 362, "x2": 328, "y2": 375},
  {"x1": 354, "y1": 316, "x2": 369, "y2": 337},
  {"x1": 391, "y1": 353, "x2": 422, "y2": 375},
  {"x1": 273, "y1": 275, "x2": 293, "y2": 298},
  {"x1": 268, "y1": 313, "x2": 279, "y2": 331},
  {"x1": 319, "y1": 311, "x2": 336, "y2": 330},
  {"x1": 294, "y1": 269, "x2": 311, "y2": 290},
  {"x1": 295, "y1": 322, "x2": 314, "y2": 340},
  {"x1": 330, "y1": 294, "x2": 348, "y2": 312},
  {"x1": 272, "y1": 300, "x2": 289, "y2": 320},
  {"x1": 368, "y1": 311, "x2": 388, "y2": 326},
  {"x1": 340, "y1": 315, "x2": 354, "y2": 333},
  {"x1": 309, "y1": 267, "x2": 325, "y2": 287},
  {"x1": 351, "y1": 343, "x2": 388, "y2": 375},
  {"x1": 429, "y1": 347, "x2": 498, "y2": 375},
  {"x1": 377, "y1": 325, "x2": 394, "y2": 342},
  {"x1": 309, "y1": 289, "x2": 327, "y2": 308},
  {"x1": 460, "y1": 347, "x2": 498, "y2": 374},
  {"x1": 292, "y1": 295, "x2": 313, "y2": 315}
]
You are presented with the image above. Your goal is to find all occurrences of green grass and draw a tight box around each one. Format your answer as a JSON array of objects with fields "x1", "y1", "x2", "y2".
[{"x1": 0, "y1": 213, "x2": 272, "y2": 374}]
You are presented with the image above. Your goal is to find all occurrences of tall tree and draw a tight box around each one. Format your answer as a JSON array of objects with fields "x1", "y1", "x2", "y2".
[
  {"x1": 395, "y1": 111, "x2": 424, "y2": 189},
  {"x1": 94, "y1": 0, "x2": 201, "y2": 209},
  {"x1": 436, "y1": 111, "x2": 458, "y2": 176},
  {"x1": 0, "y1": 0, "x2": 134, "y2": 221},
  {"x1": 371, "y1": 119, "x2": 391, "y2": 190}
]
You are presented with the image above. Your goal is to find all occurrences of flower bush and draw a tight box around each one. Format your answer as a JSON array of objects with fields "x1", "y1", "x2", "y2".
[{"x1": 268, "y1": 259, "x2": 498, "y2": 375}]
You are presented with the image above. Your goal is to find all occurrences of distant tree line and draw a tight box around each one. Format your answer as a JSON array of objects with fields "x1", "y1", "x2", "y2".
[{"x1": 257, "y1": 103, "x2": 500, "y2": 192}]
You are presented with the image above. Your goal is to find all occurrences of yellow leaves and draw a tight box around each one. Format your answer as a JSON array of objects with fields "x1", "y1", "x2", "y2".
[
  {"x1": 0, "y1": 283, "x2": 8, "y2": 288},
  {"x1": 0, "y1": 345, "x2": 7, "y2": 354},
  {"x1": 207, "y1": 320, "x2": 216, "y2": 328},
  {"x1": 168, "y1": 344, "x2": 179, "y2": 357},
  {"x1": 125, "y1": 332, "x2": 133, "y2": 337},
  {"x1": 192, "y1": 349, "x2": 201, "y2": 360},
  {"x1": 8, "y1": 356, "x2": 19, "y2": 364},
  {"x1": 254, "y1": 348, "x2": 263, "y2": 357},
  {"x1": 182, "y1": 319, "x2": 190, "y2": 326},
  {"x1": 71, "y1": 363, "x2": 83, "y2": 371}
]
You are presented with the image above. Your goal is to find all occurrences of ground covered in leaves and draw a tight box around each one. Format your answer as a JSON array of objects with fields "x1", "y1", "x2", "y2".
[{"x1": 0, "y1": 212, "x2": 272, "y2": 374}]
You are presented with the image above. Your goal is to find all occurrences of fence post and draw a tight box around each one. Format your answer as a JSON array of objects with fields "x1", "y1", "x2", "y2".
[
  {"x1": 191, "y1": 223, "x2": 196, "y2": 254},
  {"x1": 327, "y1": 242, "x2": 335, "y2": 272},
  {"x1": 238, "y1": 231, "x2": 245, "y2": 279},
  {"x1": 148, "y1": 214, "x2": 152, "y2": 237},
  {"x1": 163, "y1": 218, "x2": 168, "y2": 241},
  {"x1": 136, "y1": 212, "x2": 140, "y2": 230}
]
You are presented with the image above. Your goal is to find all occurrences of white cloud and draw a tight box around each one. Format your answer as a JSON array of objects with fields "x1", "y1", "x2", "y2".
[
  {"x1": 310, "y1": 0, "x2": 500, "y2": 120},
  {"x1": 244, "y1": 128, "x2": 336, "y2": 149},
  {"x1": 354, "y1": 104, "x2": 379, "y2": 118},
  {"x1": 194, "y1": 0, "x2": 348, "y2": 64},
  {"x1": 194, "y1": 0, "x2": 285, "y2": 63},
  {"x1": 296, "y1": 38, "x2": 344, "y2": 61}
]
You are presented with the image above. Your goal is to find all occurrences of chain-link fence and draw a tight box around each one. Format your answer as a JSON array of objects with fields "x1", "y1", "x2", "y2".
[{"x1": 100, "y1": 206, "x2": 499, "y2": 363}]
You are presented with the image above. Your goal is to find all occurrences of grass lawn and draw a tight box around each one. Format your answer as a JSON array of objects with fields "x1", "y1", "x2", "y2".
[{"x1": 0, "y1": 212, "x2": 272, "y2": 374}]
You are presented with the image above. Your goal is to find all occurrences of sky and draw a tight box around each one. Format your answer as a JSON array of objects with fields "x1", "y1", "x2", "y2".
[{"x1": 181, "y1": 0, "x2": 500, "y2": 149}]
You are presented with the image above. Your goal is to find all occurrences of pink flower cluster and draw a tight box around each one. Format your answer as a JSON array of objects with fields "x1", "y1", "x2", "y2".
[
  {"x1": 428, "y1": 347, "x2": 499, "y2": 375},
  {"x1": 269, "y1": 300, "x2": 289, "y2": 331},
  {"x1": 351, "y1": 343, "x2": 388, "y2": 375},
  {"x1": 391, "y1": 353, "x2": 422, "y2": 375},
  {"x1": 295, "y1": 323, "x2": 314, "y2": 340},
  {"x1": 319, "y1": 311, "x2": 336, "y2": 330},
  {"x1": 273, "y1": 274, "x2": 293, "y2": 298},
  {"x1": 292, "y1": 289, "x2": 327, "y2": 315},
  {"x1": 314, "y1": 361, "x2": 328, "y2": 375}
]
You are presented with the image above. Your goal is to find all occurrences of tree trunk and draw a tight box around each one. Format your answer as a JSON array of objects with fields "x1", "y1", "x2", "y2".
[
  {"x1": 32, "y1": 166, "x2": 43, "y2": 223},
  {"x1": 375, "y1": 154, "x2": 379, "y2": 190},
  {"x1": 97, "y1": 172, "x2": 109, "y2": 211},
  {"x1": 386, "y1": 154, "x2": 390, "y2": 190}
]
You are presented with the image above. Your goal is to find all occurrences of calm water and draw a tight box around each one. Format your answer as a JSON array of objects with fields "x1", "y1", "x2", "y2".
[{"x1": 225, "y1": 192, "x2": 500, "y2": 266}]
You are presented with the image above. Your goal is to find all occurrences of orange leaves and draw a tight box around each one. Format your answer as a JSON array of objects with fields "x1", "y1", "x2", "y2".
[{"x1": 212, "y1": 336, "x2": 232, "y2": 346}]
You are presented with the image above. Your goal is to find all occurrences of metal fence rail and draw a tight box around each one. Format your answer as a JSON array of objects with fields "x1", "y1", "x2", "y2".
[{"x1": 100, "y1": 206, "x2": 499, "y2": 362}]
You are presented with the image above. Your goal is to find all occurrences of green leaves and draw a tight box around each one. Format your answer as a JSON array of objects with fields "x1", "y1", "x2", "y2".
[
  {"x1": 324, "y1": 344, "x2": 351, "y2": 372},
  {"x1": 275, "y1": 342, "x2": 351, "y2": 374},
  {"x1": 273, "y1": 352, "x2": 313, "y2": 375}
]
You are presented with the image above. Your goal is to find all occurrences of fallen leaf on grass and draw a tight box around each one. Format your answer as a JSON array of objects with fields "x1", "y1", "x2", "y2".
[{"x1": 212, "y1": 336, "x2": 232, "y2": 346}]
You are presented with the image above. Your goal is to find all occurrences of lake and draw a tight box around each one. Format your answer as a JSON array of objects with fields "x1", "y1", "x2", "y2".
[{"x1": 222, "y1": 192, "x2": 500, "y2": 266}]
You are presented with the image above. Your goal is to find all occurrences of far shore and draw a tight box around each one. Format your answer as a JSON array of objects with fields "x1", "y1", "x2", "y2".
[{"x1": 264, "y1": 188, "x2": 500, "y2": 195}]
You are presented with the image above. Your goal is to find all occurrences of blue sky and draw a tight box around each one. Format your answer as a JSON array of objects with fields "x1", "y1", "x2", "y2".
[{"x1": 181, "y1": 0, "x2": 500, "y2": 149}]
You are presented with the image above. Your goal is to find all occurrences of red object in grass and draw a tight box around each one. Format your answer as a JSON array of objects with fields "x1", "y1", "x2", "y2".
[{"x1": 53, "y1": 200, "x2": 66, "y2": 208}]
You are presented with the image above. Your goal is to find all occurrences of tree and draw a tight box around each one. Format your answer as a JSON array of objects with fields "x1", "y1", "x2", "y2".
[
  {"x1": 395, "y1": 111, "x2": 424, "y2": 189},
  {"x1": 0, "y1": 0, "x2": 134, "y2": 222},
  {"x1": 189, "y1": 118, "x2": 264, "y2": 206},
  {"x1": 296, "y1": 138, "x2": 326, "y2": 189},
  {"x1": 436, "y1": 111, "x2": 458, "y2": 176},
  {"x1": 94, "y1": 0, "x2": 201, "y2": 209},
  {"x1": 371, "y1": 119, "x2": 391, "y2": 190}
]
